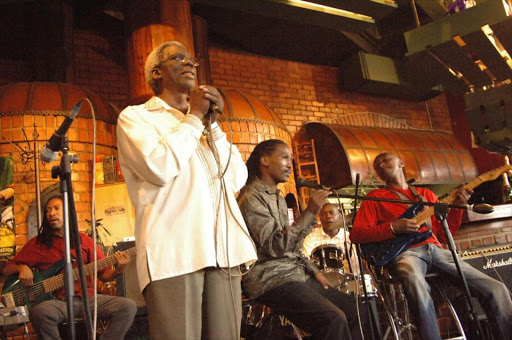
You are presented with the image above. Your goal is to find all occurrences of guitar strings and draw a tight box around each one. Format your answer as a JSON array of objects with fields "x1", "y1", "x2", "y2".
[
  {"x1": 10, "y1": 273, "x2": 63, "y2": 304},
  {"x1": 9, "y1": 248, "x2": 135, "y2": 305}
]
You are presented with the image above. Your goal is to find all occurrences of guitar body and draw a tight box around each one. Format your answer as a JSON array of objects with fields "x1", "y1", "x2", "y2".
[
  {"x1": 359, "y1": 164, "x2": 512, "y2": 267},
  {"x1": 1, "y1": 246, "x2": 136, "y2": 310},
  {"x1": 360, "y1": 204, "x2": 432, "y2": 267},
  {"x1": 2, "y1": 261, "x2": 64, "y2": 310}
]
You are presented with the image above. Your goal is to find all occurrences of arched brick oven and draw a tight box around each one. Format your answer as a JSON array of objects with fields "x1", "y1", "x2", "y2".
[{"x1": 0, "y1": 82, "x2": 119, "y2": 244}]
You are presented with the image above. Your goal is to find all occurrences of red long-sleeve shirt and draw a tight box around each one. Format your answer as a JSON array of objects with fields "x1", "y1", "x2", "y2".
[
  {"x1": 7, "y1": 233, "x2": 106, "y2": 298},
  {"x1": 350, "y1": 186, "x2": 463, "y2": 248}
]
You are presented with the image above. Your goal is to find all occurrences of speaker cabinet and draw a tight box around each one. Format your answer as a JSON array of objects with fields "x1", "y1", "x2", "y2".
[
  {"x1": 113, "y1": 241, "x2": 146, "y2": 310},
  {"x1": 460, "y1": 243, "x2": 512, "y2": 291}
]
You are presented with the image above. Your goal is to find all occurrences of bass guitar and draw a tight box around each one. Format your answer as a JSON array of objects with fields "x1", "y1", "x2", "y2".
[
  {"x1": 360, "y1": 164, "x2": 512, "y2": 267},
  {"x1": 1, "y1": 247, "x2": 136, "y2": 310}
]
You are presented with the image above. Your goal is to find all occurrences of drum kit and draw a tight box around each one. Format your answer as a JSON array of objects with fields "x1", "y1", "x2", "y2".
[{"x1": 310, "y1": 244, "x2": 377, "y2": 298}]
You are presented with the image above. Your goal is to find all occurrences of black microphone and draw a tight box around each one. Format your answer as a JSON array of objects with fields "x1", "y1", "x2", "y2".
[
  {"x1": 296, "y1": 177, "x2": 328, "y2": 190},
  {"x1": 40, "y1": 100, "x2": 82, "y2": 162},
  {"x1": 209, "y1": 102, "x2": 222, "y2": 115},
  {"x1": 467, "y1": 203, "x2": 494, "y2": 214}
]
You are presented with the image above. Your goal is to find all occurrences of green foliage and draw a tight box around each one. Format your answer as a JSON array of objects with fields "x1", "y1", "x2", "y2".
[{"x1": 85, "y1": 218, "x2": 111, "y2": 253}]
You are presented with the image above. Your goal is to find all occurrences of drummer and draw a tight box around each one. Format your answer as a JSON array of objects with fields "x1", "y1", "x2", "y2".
[{"x1": 302, "y1": 203, "x2": 360, "y2": 275}]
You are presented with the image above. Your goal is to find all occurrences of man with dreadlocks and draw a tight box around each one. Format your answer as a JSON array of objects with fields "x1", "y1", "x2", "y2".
[
  {"x1": 238, "y1": 139, "x2": 367, "y2": 340},
  {"x1": 3, "y1": 195, "x2": 136, "y2": 340}
]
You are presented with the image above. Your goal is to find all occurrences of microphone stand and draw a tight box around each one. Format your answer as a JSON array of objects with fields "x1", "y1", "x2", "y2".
[
  {"x1": 337, "y1": 192, "x2": 485, "y2": 339},
  {"x1": 434, "y1": 203, "x2": 485, "y2": 339},
  {"x1": 51, "y1": 136, "x2": 94, "y2": 340}
]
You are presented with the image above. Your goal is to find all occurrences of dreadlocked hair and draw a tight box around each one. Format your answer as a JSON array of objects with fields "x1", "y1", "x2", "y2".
[
  {"x1": 37, "y1": 194, "x2": 64, "y2": 249},
  {"x1": 246, "y1": 139, "x2": 287, "y2": 184}
]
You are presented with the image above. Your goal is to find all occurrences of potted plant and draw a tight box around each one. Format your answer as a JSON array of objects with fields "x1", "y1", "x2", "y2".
[{"x1": 85, "y1": 218, "x2": 111, "y2": 253}]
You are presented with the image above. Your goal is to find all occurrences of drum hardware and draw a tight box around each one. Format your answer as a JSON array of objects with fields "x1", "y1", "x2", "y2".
[
  {"x1": 241, "y1": 300, "x2": 309, "y2": 339},
  {"x1": 342, "y1": 274, "x2": 378, "y2": 298},
  {"x1": 321, "y1": 247, "x2": 327, "y2": 272},
  {"x1": 242, "y1": 300, "x2": 270, "y2": 329}
]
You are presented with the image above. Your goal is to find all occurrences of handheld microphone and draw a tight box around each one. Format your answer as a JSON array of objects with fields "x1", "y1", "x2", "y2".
[
  {"x1": 40, "y1": 100, "x2": 82, "y2": 162},
  {"x1": 209, "y1": 103, "x2": 222, "y2": 115},
  {"x1": 296, "y1": 177, "x2": 328, "y2": 190}
]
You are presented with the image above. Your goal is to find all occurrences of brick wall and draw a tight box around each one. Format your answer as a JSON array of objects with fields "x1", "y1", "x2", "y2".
[
  {"x1": 0, "y1": 115, "x2": 118, "y2": 247},
  {"x1": 0, "y1": 60, "x2": 29, "y2": 84},
  {"x1": 73, "y1": 30, "x2": 129, "y2": 110},
  {"x1": 208, "y1": 45, "x2": 455, "y2": 136},
  {"x1": 208, "y1": 45, "x2": 512, "y2": 250},
  {"x1": 454, "y1": 208, "x2": 512, "y2": 250},
  {"x1": 0, "y1": 31, "x2": 129, "y2": 111}
]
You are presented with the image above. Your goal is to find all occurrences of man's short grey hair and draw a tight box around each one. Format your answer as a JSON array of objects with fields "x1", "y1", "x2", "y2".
[{"x1": 144, "y1": 41, "x2": 186, "y2": 95}]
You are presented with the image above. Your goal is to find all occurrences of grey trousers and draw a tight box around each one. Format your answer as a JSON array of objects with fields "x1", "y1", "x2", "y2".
[
  {"x1": 143, "y1": 267, "x2": 242, "y2": 340},
  {"x1": 30, "y1": 294, "x2": 137, "y2": 340}
]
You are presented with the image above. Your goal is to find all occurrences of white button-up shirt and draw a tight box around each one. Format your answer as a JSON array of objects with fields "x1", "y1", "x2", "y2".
[{"x1": 117, "y1": 96, "x2": 257, "y2": 292}]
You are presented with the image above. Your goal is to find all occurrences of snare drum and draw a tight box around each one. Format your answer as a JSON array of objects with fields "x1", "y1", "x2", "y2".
[
  {"x1": 340, "y1": 274, "x2": 377, "y2": 298},
  {"x1": 311, "y1": 244, "x2": 345, "y2": 272}
]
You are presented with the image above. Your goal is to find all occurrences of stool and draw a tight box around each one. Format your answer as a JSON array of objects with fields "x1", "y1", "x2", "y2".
[
  {"x1": 370, "y1": 266, "x2": 414, "y2": 340},
  {"x1": 370, "y1": 266, "x2": 468, "y2": 340},
  {"x1": 425, "y1": 273, "x2": 466, "y2": 340}
]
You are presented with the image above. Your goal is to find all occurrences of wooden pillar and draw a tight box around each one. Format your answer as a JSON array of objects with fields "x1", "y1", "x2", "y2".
[{"x1": 124, "y1": 0, "x2": 195, "y2": 104}]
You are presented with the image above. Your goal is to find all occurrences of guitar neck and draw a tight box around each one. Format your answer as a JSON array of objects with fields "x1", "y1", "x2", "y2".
[
  {"x1": 414, "y1": 164, "x2": 512, "y2": 225},
  {"x1": 44, "y1": 247, "x2": 136, "y2": 294}
]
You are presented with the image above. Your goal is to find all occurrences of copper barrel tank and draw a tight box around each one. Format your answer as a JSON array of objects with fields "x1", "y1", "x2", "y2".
[
  {"x1": 217, "y1": 88, "x2": 297, "y2": 198},
  {"x1": 305, "y1": 123, "x2": 477, "y2": 191}
]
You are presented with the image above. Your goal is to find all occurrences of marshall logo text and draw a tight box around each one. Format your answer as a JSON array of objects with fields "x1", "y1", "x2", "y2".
[{"x1": 482, "y1": 256, "x2": 512, "y2": 270}]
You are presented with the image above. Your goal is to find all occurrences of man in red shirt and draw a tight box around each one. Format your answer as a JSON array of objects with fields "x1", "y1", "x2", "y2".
[
  {"x1": 3, "y1": 195, "x2": 136, "y2": 340},
  {"x1": 351, "y1": 152, "x2": 512, "y2": 340}
]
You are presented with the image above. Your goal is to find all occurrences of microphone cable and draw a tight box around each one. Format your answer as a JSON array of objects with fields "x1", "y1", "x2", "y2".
[
  {"x1": 66, "y1": 97, "x2": 100, "y2": 340},
  {"x1": 204, "y1": 113, "x2": 257, "y2": 340},
  {"x1": 81, "y1": 97, "x2": 100, "y2": 340},
  {"x1": 331, "y1": 190, "x2": 365, "y2": 340}
]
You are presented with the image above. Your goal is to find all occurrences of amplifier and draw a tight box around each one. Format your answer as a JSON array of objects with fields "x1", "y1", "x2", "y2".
[
  {"x1": 113, "y1": 241, "x2": 146, "y2": 310},
  {"x1": 460, "y1": 243, "x2": 512, "y2": 291}
]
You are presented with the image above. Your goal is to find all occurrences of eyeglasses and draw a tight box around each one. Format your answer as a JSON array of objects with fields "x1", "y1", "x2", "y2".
[{"x1": 161, "y1": 53, "x2": 200, "y2": 67}]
